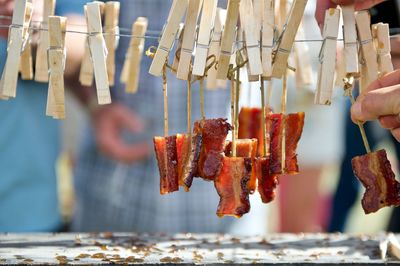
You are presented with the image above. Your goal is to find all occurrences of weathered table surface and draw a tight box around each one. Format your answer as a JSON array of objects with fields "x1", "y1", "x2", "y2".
[{"x1": 0, "y1": 233, "x2": 399, "y2": 265}]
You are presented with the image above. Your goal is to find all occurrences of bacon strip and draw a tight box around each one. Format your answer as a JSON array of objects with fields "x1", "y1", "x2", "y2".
[
  {"x1": 285, "y1": 112, "x2": 305, "y2": 174},
  {"x1": 224, "y1": 138, "x2": 258, "y2": 193},
  {"x1": 154, "y1": 136, "x2": 179, "y2": 195},
  {"x1": 254, "y1": 157, "x2": 279, "y2": 203},
  {"x1": 268, "y1": 112, "x2": 305, "y2": 175},
  {"x1": 215, "y1": 157, "x2": 252, "y2": 218},
  {"x1": 196, "y1": 119, "x2": 232, "y2": 181},
  {"x1": 176, "y1": 133, "x2": 202, "y2": 191},
  {"x1": 352, "y1": 149, "x2": 400, "y2": 214}
]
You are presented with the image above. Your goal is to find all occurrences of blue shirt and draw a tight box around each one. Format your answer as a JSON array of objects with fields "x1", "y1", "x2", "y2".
[{"x1": 0, "y1": 0, "x2": 86, "y2": 232}]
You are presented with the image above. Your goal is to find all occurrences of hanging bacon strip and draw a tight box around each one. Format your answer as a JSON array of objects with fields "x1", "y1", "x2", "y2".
[
  {"x1": 268, "y1": 112, "x2": 305, "y2": 175},
  {"x1": 253, "y1": 157, "x2": 279, "y2": 203},
  {"x1": 352, "y1": 149, "x2": 400, "y2": 214},
  {"x1": 215, "y1": 157, "x2": 252, "y2": 218},
  {"x1": 285, "y1": 112, "x2": 305, "y2": 174},
  {"x1": 196, "y1": 118, "x2": 232, "y2": 181},
  {"x1": 224, "y1": 138, "x2": 258, "y2": 193},
  {"x1": 176, "y1": 132, "x2": 202, "y2": 191},
  {"x1": 154, "y1": 136, "x2": 179, "y2": 194}
]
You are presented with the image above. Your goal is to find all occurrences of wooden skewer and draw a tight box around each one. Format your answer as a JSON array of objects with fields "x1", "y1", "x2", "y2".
[
  {"x1": 344, "y1": 76, "x2": 371, "y2": 153},
  {"x1": 200, "y1": 78, "x2": 205, "y2": 121},
  {"x1": 234, "y1": 64, "x2": 240, "y2": 140},
  {"x1": 260, "y1": 77, "x2": 267, "y2": 157},
  {"x1": 163, "y1": 64, "x2": 169, "y2": 137},
  {"x1": 230, "y1": 68, "x2": 236, "y2": 157},
  {"x1": 281, "y1": 69, "x2": 288, "y2": 172},
  {"x1": 187, "y1": 72, "x2": 192, "y2": 134},
  {"x1": 266, "y1": 79, "x2": 273, "y2": 108}
]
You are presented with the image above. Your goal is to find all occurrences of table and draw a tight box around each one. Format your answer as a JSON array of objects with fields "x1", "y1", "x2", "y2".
[{"x1": 0, "y1": 233, "x2": 398, "y2": 265}]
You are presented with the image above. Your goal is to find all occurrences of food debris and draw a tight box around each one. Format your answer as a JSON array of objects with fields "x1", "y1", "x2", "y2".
[
  {"x1": 74, "y1": 253, "x2": 90, "y2": 260},
  {"x1": 160, "y1": 256, "x2": 183, "y2": 263},
  {"x1": 91, "y1": 253, "x2": 106, "y2": 259},
  {"x1": 217, "y1": 252, "x2": 224, "y2": 260}
]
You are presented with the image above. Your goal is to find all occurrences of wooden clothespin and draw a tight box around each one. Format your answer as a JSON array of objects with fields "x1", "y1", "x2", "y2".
[
  {"x1": 172, "y1": 23, "x2": 185, "y2": 71},
  {"x1": 206, "y1": 8, "x2": 227, "y2": 89},
  {"x1": 355, "y1": 11, "x2": 378, "y2": 91},
  {"x1": 120, "y1": 17, "x2": 148, "y2": 93},
  {"x1": 0, "y1": 0, "x2": 33, "y2": 98},
  {"x1": 104, "y1": 1, "x2": 120, "y2": 86},
  {"x1": 239, "y1": 0, "x2": 263, "y2": 78},
  {"x1": 35, "y1": 0, "x2": 56, "y2": 82},
  {"x1": 271, "y1": 0, "x2": 308, "y2": 79},
  {"x1": 19, "y1": 2, "x2": 34, "y2": 81},
  {"x1": 80, "y1": 1, "x2": 105, "y2": 86},
  {"x1": 373, "y1": 23, "x2": 393, "y2": 76},
  {"x1": 277, "y1": 0, "x2": 287, "y2": 32},
  {"x1": 294, "y1": 21, "x2": 313, "y2": 88},
  {"x1": 314, "y1": 8, "x2": 340, "y2": 105},
  {"x1": 342, "y1": 5, "x2": 359, "y2": 76},
  {"x1": 85, "y1": 1, "x2": 111, "y2": 104},
  {"x1": 192, "y1": 0, "x2": 218, "y2": 76},
  {"x1": 261, "y1": 0, "x2": 275, "y2": 79},
  {"x1": 216, "y1": 0, "x2": 240, "y2": 80},
  {"x1": 149, "y1": 0, "x2": 189, "y2": 76},
  {"x1": 176, "y1": 0, "x2": 203, "y2": 80},
  {"x1": 46, "y1": 16, "x2": 67, "y2": 119}
]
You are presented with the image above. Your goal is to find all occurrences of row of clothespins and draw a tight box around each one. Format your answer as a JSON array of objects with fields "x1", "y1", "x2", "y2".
[
  {"x1": 148, "y1": 0, "x2": 311, "y2": 86},
  {"x1": 315, "y1": 6, "x2": 393, "y2": 105},
  {"x1": 0, "y1": 0, "x2": 148, "y2": 119}
]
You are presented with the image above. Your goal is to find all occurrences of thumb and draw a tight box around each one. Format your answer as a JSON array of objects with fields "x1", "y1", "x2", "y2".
[{"x1": 351, "y1": 84, "x2": 400, "y2": 122}]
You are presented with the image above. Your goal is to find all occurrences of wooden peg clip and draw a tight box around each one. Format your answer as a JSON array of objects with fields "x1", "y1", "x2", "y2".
[
  {"x1": 46, "y1": 16, "x2": 67, "y2": 119},
  {"x1": 239, "y1": 0, "x2": 263, "y2": 77},
  {"x1": 172, "y1": 23, "x2": 185, "y2": 71},
  {"x1": 0, "y1": 0, "x2": 33, "y2": 98},
  {"x1": 19, "y1": 2, "x2": 34, "y2": 81},
  {"x1": 121, "y1": 17, "x2": 148, "y2": 94},
  {"x1": 35, "y1": 0, "x2": 56, "y2": 82},
  {"x1": 216, "y1": 0, "x2": 240, "y2": 80},
  {"x1": 314, "y1": 8, "x2": 340, "y2": 105},
  {"x1": 85, "y1": 1, "x2": 111, "y2": 104},
  {"x1": 271, "y1": 0, "x2": 308, "y2": 79},
  {"x1": 342, "y1": 5, "x2": 359, "y2": 75},
  {"x1": 149, "y1": 0, "x2": 189, "y2": 76},
  {"x1": 104, "y1": 1, "x2": 120, "y2": 86},
  {"x1": 294, "y1": 21, "x2": 313, "y2": 88},
  {"x1": 192, "y1": 0, "x2": 218, "y2": 76},
  {"x1": 373, "y1": 23, "x2": 393, "y2": 76},
  {"x1": 206, "y1": 7, "x2": 227, "y2": 89},
  {"x1": 355, "y1": 11, "x2": 378, "y2": 90},
  {"x1": 261, "y1": 0, "x2": 275, "y2": 79},
  {"x1": 176, "y1": 0, "x2": 203, "y2": 80}
]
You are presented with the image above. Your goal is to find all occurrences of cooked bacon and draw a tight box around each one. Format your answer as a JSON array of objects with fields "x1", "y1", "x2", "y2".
[
  {"x1": 224, "y1": 138, "x2": 258, "y2": 193},
  {"x1": 238, "y1": 107, "x2": 271, "y2": 156},
  {"x1": 196, "y1": 119, "x2": 232, "y2": 181},
  {"x1": 253, "y1": 157, "x2": 279, "y2": 203},
  {"x1": 285, "y1": 112, "x2": 305, "y2": 174},
  {"x1": 268, "y1": 112, "x2": 305, "y2": 175},
  {"x1": 215, "y1": 157, "x2": 252, "y2": 218},
  {"x1": 154, "y1": 136, "x2": 179, "y2": 195},
  {"x1": 352, "y1": 149, "x2": 400, "y2": 214},
  {"x1": 268, "y1": 113, "x2": 284, "y2": 174},
  {"x1": 176, "y1": 133, "x2": 202, "y2": 191}
]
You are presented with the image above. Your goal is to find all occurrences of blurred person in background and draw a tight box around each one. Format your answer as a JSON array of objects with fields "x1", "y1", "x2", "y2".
[
  {"x1": 0, "y1": 0, "x2": 87, "y2": 231},
  {"x1": 71, "y1": 0, "x2": 248, "y2": 233}
]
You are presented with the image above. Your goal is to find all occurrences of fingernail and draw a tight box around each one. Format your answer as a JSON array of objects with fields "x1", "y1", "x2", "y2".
[{"x1": 351, "y1": 101, "x2": 362, "y2": 120}]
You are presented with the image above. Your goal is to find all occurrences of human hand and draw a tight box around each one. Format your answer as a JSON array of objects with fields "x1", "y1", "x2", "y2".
[
  {"x1": 92, "y1": 103, "x2": 151, "y2": 163},
  {"x1": 351, "y1": 70, "x2": 400, "y2": 141},
  {"x1": 315, "y1": 0, "x2": 386, "y2": 31}
]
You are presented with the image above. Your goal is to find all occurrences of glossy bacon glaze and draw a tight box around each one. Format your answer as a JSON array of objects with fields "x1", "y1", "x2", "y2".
[
  {"x1": 285, "y1": 112, "x2": 305, "y2": 174},
  {"x1": 267, "y1": 113, "x2": 284, "y2": 174},
  {"x1": 154, "y1": 136, "x2": 179, "y2": 195},
  {"x1": 254, "y1": 157, "x2": 279, "y2": 203},
  {"x1": 176, "y1": 133, "x2": 202, "y2": 191},
  {"x1": 352, "y1": 149, "x2": 400, "y2": 214},
  {"x1": 196, "y1": 119, "x2": 232, "y2": 181},
  {"x1": 215, "y1": 157, "x2": 252, "y2": 218}
]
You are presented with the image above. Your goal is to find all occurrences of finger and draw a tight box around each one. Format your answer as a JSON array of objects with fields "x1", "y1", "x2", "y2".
[
  {"x1": 331, "y1": 0, "x2": 354, "y2": 5},
  {"x1": 354, "y1": 0, "x2": 386, "y2": 10},
  {"x1": 379, "y1": 115, "x2": 400, "y2": 129},
  {"x1": 365, "y1": 69, "x2": 400, "y2": 93},
  {"x1": 351, "y1": 84, "x2": 400, "y2": 122},
  {"x1": 391, "y1": 127, "x2": 400, "y2": 142},
  {"x1": 315, "y1": 0, "x2": 336, "y2": 33}
]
